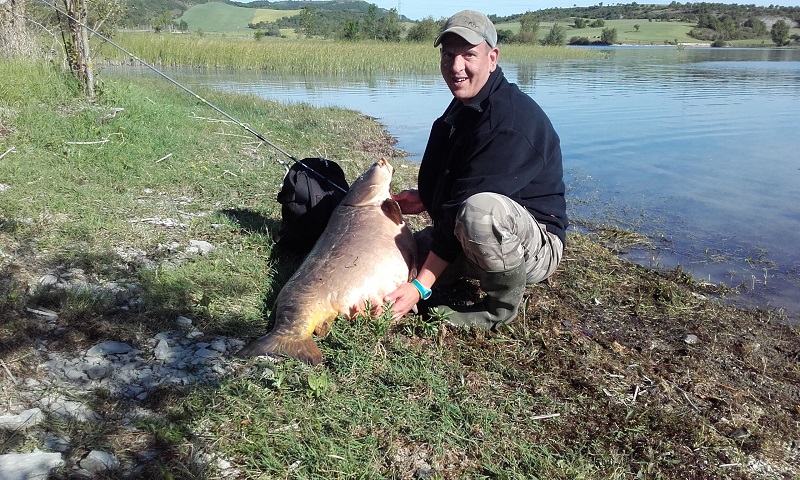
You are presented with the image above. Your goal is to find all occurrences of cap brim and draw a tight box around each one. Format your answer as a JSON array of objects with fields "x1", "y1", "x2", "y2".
[{"x1": 433, "y1": 26, "x2": 486, "y2": 47}]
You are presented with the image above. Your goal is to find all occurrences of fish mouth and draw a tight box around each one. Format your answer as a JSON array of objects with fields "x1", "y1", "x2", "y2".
[{"x1": 376, "y1": 157, "x2": 394, "y2": 175}]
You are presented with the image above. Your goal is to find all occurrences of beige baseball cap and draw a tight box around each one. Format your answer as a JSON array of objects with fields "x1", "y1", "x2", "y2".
[{"x1": 434, "y1": 10, "x2": 498, "y2": 48}]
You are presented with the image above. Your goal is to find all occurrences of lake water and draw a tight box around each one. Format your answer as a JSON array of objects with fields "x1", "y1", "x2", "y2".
[{"x1": 106, "y1": 47, "x2": 800, "y2": 321}]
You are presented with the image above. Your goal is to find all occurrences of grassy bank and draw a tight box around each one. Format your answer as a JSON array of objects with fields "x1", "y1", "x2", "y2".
[
  {"x1": 1, "y1": 60, "x2": 799, "y2": 479},
  {"x1": 96, "y1": 33, "x2": 598, "y2": 74}
]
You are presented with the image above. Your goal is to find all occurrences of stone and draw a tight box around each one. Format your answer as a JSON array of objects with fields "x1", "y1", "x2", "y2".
[
  {"x1": 78, "y1": 450, "x2": 119, "y2": 474},
  {"x1": 683, "y1": 334, "x2": 700, "y2": 345},
  {"x1": 0, "y1": 450, "x2": 64, "y2": 480},
  {"x1": 187, "y1": 239, "x2": 215, "y2": 255},
  {"x1": 0, "y1": 408, "x2": 44, "y2": 430},
  {"x1": 86, "y1": 341, "x2": 135, "y2": 357},
  {"x1": 176, "y1": 316, "x2": 193, "y2": 328}
]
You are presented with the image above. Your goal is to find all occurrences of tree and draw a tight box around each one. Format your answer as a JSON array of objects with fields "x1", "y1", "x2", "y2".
[
  {"x1": 514, "y1": 12, "x2": 539, "y2": 44},
  {"x1": 378, "y1": 8, "x2": 402, "y2": 41},
  {"x1": 342, "y1": 19, "x2": 360, "y2": 40},
  {"x1": 405, "y1": 16, "x2": 440, "y2": 43},
  {"x1": 541, "y1": 23, "x2": 566, "y2": 46},
  {"x1": 1, "y1": 0, "x2": 36, "y2": 58},
  {"x1": 51, "y1": 0, "x2": 123, "y2": 99},
  {"x1": 771, "y1": 19, "x2": 790, "y2": 46},
  {"x1": 153, "y1": 11, "x2": 171, "y2": 33},
  {"x1": 744, "y1": 17, "x2": 767, "y2": 37},
  {"x1": 298, "y1": 6, "x2": 316, "y2": 37},
  {"x1": 600, "y1": 26, "x2": 618, "y2": 44},
  {"x1": 362, "y1": 4, "x2": 377, "y2": 40}
]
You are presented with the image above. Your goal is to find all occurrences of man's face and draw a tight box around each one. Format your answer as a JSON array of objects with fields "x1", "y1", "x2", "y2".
[{"x1": 439, "y1": 34, "x2": 498, "y2": 103}]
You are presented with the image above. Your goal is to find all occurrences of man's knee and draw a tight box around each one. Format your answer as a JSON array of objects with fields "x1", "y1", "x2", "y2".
[{"x1": 454, "y1": 193, "x2": 524, "y2": 272}]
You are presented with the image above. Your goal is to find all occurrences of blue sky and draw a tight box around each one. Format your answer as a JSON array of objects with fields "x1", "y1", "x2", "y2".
[{"x1": 368, "y1": 0, "x2": 799, "y2": 20}]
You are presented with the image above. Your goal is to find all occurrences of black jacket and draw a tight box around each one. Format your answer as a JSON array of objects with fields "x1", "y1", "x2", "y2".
[{"x1": 418, "y1": 66, "x2": 568, "y2": 263}]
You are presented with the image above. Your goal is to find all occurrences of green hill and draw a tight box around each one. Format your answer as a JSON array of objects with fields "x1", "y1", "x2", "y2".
[{"x1": 179, "y1": 2, "x2": 299, "y2": 34}]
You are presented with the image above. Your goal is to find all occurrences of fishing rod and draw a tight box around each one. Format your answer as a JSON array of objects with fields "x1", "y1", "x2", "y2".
[{"x1": 40, "y1": 0, "x2": 348, "y2": 195}]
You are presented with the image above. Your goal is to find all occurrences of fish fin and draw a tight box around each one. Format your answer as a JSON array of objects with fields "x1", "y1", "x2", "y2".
[
  {"x1": 235, "y1": 333, "x2": 323, "y2": 366},
  {"x1": 314, "y1": 316, "x2": 334, "y2": 337},
  {"x1": 381, "y1": 199, "x2": 405, "y2": 225}
]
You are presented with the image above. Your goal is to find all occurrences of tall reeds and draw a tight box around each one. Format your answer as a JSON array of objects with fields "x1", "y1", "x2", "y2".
[{"x1": 96, "y1": 33, "x2": 596, "y2": 75}]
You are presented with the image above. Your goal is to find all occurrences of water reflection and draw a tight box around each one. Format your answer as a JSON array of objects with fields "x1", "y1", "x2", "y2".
[{"x1": 104, "y1": 47, "x2": 800, "y2": 320}]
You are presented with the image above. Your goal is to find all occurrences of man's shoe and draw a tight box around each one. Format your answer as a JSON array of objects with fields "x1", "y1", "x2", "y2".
[{"x1": 433, "y1": 262, "x2": 526, "y2": 331}]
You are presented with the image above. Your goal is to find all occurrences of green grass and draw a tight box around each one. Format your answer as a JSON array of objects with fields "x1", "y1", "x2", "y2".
[
  {"x1": 177, "y1": 2, "x2": 299, "y2": 36},
  {"x1": 497, "y1": 19, "x2": 701, "y2": 45},
  {"x1": 96, "y1": 32, "x2": 597, "y2": 74},
  {"x1": 2, "y1": 58, "x2": 799, "y2": 479}
]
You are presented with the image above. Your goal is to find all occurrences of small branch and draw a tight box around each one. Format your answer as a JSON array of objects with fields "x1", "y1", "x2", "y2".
[
  {"x1": 214, "y1": 131, "x2": 251, "y2": 139},
  {"x1": 65, "y1": 139, "x2": 109, "y2": 145},
  {"x1": 155, "y1": 153, "x2": 173, "y2": 163},
  {"x1": 0, "y1": 359, "x2": 17, "y2": 384},
  {"x1": 0, "y1": 147, "x2": 16, "y2": 160},
  {"x1": 191, "y1": 114, "x2": 236, "y2": 125},
  {"x1": 632, "y1": 384, "x2": 640, "y2": 403},
  {"x1": 530, "y1": 413, "x2": 561, "y2": 421}
]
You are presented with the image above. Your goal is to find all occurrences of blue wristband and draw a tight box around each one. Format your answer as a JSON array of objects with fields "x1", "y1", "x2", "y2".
[{"x1": 411, "y1": 279, "x2": 432, "y2": 300}]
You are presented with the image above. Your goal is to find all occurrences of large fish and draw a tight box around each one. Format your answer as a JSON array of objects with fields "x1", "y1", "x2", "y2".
[{"x1": 236, "y1": 158, "x2": 416, "y2": 365}]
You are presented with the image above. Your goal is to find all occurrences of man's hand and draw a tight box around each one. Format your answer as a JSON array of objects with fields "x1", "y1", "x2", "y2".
[
  {"x1": 392, "y1": 189, "x2": 426, "y2": 215},
  {"x1": 384, "y1": 282, "x2": 423, "y2": 320}
]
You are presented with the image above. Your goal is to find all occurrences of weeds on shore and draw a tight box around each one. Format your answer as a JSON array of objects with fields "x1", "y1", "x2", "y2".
[
  {"x1": 95, "y1": 33, "x2": 597, "y2": 75},
  {"x1": 1, "y1": 60, "x2": 798, "y2": 479}
]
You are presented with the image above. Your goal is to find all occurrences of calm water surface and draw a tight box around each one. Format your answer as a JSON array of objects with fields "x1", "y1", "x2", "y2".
[{"x1": 107, "y1": 47, "x2": 800, "y2": 320}]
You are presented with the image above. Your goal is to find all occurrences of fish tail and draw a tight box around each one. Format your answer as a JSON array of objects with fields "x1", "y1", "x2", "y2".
[{"x1": 235, "y1": 332, "x2": 323, "y2": 366}]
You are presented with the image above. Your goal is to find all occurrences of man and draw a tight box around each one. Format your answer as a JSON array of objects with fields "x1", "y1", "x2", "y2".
[{"x1": 384, "y1": 10, "x2": 568, "y2": 330}]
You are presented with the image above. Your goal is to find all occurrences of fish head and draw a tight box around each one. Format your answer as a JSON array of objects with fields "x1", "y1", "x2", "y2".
[{"x1": 342, "y1": 158, "x2": 395, "y2": 207}]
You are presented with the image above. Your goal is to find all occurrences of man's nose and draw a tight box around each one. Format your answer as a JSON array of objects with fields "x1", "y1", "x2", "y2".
[{"x1": 450, "y1": 54, "x2": 465, "y2": 72}]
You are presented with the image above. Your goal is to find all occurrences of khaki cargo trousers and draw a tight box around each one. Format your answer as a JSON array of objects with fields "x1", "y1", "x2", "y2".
[{"x1": 417, "y1": 192, "x2": 563, "y2": 284}]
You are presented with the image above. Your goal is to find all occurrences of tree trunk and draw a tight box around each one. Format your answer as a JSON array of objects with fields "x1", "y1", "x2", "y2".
[
  {"x1": 62, "y1": 0, "x2": 95, "y2": 99},
  {"x1": 0, "y1": 0, "x2": 37, "y2": 58}
]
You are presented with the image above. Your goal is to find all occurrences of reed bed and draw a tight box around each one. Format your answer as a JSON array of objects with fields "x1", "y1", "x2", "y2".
[{"x1": 96, "y1": 32, "x2": 597, "y2": 75}]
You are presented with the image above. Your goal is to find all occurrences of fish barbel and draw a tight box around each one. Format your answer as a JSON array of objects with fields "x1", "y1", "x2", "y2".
[{"x1": 236, "y1": 158, "x2": 416, "y2": 365}]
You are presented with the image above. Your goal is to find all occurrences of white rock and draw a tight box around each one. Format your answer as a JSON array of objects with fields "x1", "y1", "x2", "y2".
[
  {"x1": 0, "y1": 450, "x2": 63, "y2": 480},
  {"x1": 176, "y1": 316, "x2": 193, "y2": 328},
  {"x1": 154, "y1": 339, "x2": 172, "y2": 360},
  {"x1": 86, "y1": 341, "x2": 134, "y2": 357},
  {"x1": 37, "y1": 396, "x2": 102, "y2": 422},
  {"x1": 188, "y1": 239, "x2": 215, "y2": 255},
  {"x1": 0, "y1": 408, "x2": 44, "y2": 430},
  {"x1": 78, "y1": 450, "x2": 119, "y2": 474}
]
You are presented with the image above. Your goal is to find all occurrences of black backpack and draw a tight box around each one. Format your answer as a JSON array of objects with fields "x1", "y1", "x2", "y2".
[{"x1": 274, "y1": 158, "x2": 349, "y2": 254}]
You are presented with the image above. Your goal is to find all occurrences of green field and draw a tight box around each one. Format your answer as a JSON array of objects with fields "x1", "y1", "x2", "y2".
[
  {"x1": 179, "y1": 2, "x2": 299, "y2": 35},
  {"x1": 498, "y1": 19, "x2": 701, "y2": 45},
  {"x1": 179, "y1": 2, "x2": 799, "y2": 45}
]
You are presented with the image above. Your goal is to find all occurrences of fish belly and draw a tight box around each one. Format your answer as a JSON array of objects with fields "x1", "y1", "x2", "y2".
[{"x1": 237, "y1": 204, "x2": 414, "y2": 365}]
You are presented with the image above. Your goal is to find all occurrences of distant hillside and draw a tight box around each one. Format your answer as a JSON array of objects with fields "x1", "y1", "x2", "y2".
[
  {"x1": 120, "y1": 0, "x2": 407, "y2": 27},
  {"x1": 120, "y1": 0, "x2": 799, "y2": 45},
  {"x1": 492, "y1": 2, "x2": 800, "y2": 24}
]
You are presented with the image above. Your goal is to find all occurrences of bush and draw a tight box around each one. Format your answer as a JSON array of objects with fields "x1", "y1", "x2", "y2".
[
  {"x1": 688, "y1": 27, "x2": 718, "y2": 41},
  {"x1": 569, "y1": 36, "x2": 591, "y2": 45},
  {"x1": 496, "y1": 29, "x2": 515, "y2": 44},
  {"x1": 711, "y1": 39, "x2": 727, "y2": 47},
  {"x1": 600, "y1": 27, "x2": 618, "y2": 45},
  {"x1": 541, "y1": 23, "x2": 566, "y2": 46}
]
